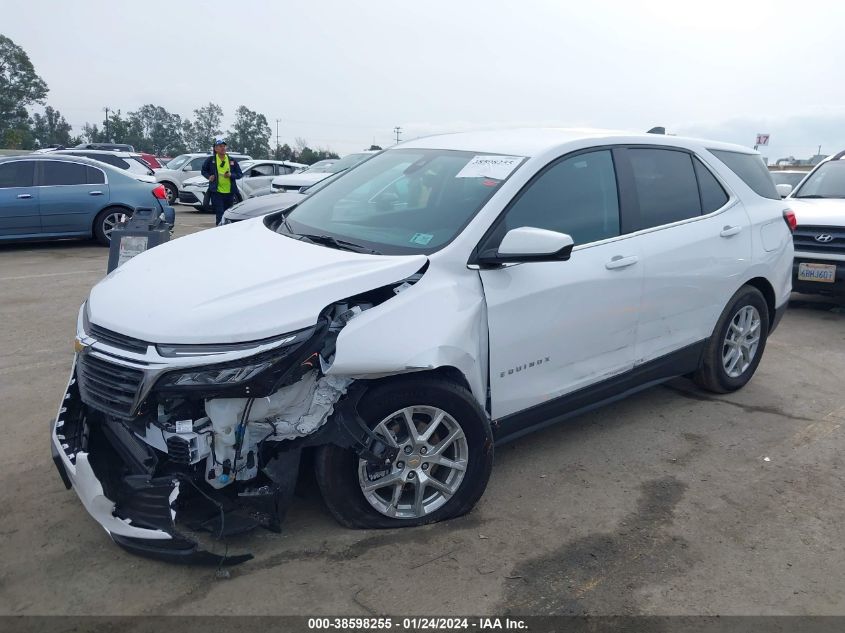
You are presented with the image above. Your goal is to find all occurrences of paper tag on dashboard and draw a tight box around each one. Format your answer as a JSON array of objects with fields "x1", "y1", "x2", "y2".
[
  {"x1": 175, "y1": 419, "x2": 193, "y2": 434},
  {"x1": 455, "y1": 155, "x2": 522, "y2": 180}
]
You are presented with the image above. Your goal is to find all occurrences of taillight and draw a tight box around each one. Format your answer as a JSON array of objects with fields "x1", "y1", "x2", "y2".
[
  {"x1": 783, "y1": 209, "x2": 797, "y2": 232},
  {"x1": 152, "y1": 184, "x2": 167, "y2": 200}
]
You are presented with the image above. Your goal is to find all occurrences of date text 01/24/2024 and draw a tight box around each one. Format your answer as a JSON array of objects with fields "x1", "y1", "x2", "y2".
[{"x1": 306, "y1": 617, "x2": 528, "y2": 630}]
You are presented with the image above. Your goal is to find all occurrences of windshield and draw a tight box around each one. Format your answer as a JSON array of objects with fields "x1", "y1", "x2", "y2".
[
  {"x1": 165, "y1": 155, "x2": 190, "y2": 171},
  {"x1": 282, "y1": 149, "x2": 525, "y2": 255},
  {"x1": 770, "y1": 172, "x2": 806, "y2": 188},
  {"x1": 795, "y1": 161, "x2": 845, "y2": 198}
]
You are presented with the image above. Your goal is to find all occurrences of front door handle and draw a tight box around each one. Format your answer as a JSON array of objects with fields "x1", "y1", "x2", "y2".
[
  {"x1": 89, "y1": 190, "x2": 104, "y2": 196},
  {"x1": 17, "y1": 193, "x2": 32, "y2": 199},
  {"x1": 720, "y1": 225, "x2": 742, "y2": 237},
  {"x1": 605, "y1": 255, "x2": 639, "y2": 270}
]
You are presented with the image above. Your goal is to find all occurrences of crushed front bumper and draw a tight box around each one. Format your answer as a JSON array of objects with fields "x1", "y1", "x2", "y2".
[{"x1": 50, "y1": 359, "x2": 252, "y2": 565}]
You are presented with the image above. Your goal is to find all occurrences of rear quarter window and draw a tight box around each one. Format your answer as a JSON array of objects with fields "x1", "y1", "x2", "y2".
[{"x1": 709, "y1": 149, "x2": 779, "y2": 199}]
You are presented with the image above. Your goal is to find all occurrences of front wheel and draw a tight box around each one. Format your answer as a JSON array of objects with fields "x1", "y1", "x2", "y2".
[
  {"x1": 693, "y1": 285, "x2": 770, "y2": 393},
  {"x1": 315, "y1": 377, "x2": 493, "y2": 529},
  {"x1": 162, "y1": 182, "x2": 178, "y2": 205}
]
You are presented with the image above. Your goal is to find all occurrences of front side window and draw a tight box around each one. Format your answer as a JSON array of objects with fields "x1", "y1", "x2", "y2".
[
  {"x1": 794, "y1": 161, "x2": 845, "y2": 199},
  {"x1": 0, "y1": 161, "x2": 35, "y2": 188},
  {"x1": 275, "y1": 164, "x2": 294, "y2": 175},
  {"x1": 629, "y1": 148, "x2": 701, "y2": 229},
  {"x1": 41, "y1": 161, "x2": 88, "y2": 186},
  {"x1": 284, "y1": 149, "x2": 524, "y2": 255},
  {"x1": 248, "y1": 164, "x2": 275, "y2": 177},
  {"x1": 493, "y1": 149, "x2": 620, "y2": 246},
  {"x1": 710, "y1": 149, "x2": 779, "y2": 199}
]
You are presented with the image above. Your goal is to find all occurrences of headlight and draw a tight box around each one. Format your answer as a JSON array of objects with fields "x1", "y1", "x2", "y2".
[
  {"x1": 159, "y1": 360, "x2": 273, "y2": 387},
  {"x1": 154, "y1": 327, "x2": 315, "y2": 390}
]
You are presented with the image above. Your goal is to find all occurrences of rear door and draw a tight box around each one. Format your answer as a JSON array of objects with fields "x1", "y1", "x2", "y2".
[
  {"x1": 619, "y1": 147, "x2": 751, "y2": 363},
  {"x1": 0, "y1": 160, "x2": 40, "y2": 236},
  {"x1": 38, "y1": 160, "x2": 109, "y2": 234}
]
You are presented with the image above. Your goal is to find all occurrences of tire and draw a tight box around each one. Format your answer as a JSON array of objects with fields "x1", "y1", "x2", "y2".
[
  {"x1": 93, "y1": 207, "x2": 131, "y2": 246},
  {"x1": 315, "y1": 376, "x2": 494, "y2": 529},
  {"x1": 162, "y1": 182, "x2": 178, "y2": 205},
  {"x1": 693, "y1": 285, "x2": 770, "y2": 393}
]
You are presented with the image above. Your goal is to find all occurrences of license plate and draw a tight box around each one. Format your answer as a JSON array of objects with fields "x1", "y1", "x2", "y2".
[{"x1": 798, "y1": 262, "x2": 836, "y2": 283}]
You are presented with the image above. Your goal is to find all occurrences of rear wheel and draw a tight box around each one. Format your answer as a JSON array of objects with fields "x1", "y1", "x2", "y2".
[
  {"x1": 693, "y1": 285, "x2": 769, "y2": 393},
  {"x1": 315, "y1": 377, "x2": 493, "y2": 529},
  {"x1": 93, "y1": 207, "x2": 131, "y2": 246},
  {"x1": 162, "y1": 182, "x2": 178, "y2": 205}
]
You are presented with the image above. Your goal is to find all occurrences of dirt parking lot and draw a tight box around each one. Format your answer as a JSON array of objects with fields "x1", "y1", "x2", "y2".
[{"x1": 2, "y1": 206, "x2": 845, "y2": 616}]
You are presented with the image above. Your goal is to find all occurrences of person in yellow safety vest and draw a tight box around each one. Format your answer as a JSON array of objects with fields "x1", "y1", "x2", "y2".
[{"x1": 201, "y1": 138, "x2": 244, "y2": 225}]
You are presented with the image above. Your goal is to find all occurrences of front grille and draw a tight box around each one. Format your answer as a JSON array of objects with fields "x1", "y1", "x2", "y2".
[
  {"x1": 77, "y1": 353, "x2": 144, "y2": 419},
  {"x1": 793, "y1": 225, "x2": 845, "y2": 256},
  {"x1": 89, "y1": 323, "x2": 150, "y2": 354}
]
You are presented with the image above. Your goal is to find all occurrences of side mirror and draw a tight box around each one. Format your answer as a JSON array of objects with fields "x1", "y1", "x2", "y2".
[
  {"x1": 776, "y1": 183, "x2": 793, "y2": 198},
  {"x1": 477, "y1": 227, "x2": 574, "y2": 266}
]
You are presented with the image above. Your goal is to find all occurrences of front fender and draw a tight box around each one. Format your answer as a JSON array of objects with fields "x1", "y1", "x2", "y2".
[{"x1": 328, "y1": 266, "x2": 488, "y2": 408}]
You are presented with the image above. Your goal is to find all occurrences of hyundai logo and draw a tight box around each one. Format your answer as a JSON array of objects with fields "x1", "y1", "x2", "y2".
[{"x1": 815, "y1": 233, "x2": 834, "y2": 243}]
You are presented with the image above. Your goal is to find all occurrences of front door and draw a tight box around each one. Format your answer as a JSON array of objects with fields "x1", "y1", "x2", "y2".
[
  {"x1": 478, "y1": 148, "x2": 642, "y2": 420},
  {"x1": 0, "y1": 160, "x2": 39, "y2": 236}
]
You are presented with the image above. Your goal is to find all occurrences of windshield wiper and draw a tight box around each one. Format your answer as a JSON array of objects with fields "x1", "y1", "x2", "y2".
[{"x1": 297, "y1": 233, "x2": 382, "y2": 255}]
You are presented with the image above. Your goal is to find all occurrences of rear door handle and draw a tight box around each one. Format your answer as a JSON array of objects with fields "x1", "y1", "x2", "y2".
[
  {"x1": 17, "y1": 193, "x2": 32, "y2": 199},
  {"x1": 89, "y1": 191, "x2": 104, "y2": 196},
  {"x1": 720, "y1": 225, "x2": 742, "y2": 237},
  {"x1": 605, "y1": 255, "x2": 639, "y2": 270}
]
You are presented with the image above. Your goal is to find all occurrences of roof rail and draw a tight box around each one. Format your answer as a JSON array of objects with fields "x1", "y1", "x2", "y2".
[{"x1": 831, "y1": 149, "x2": 845, "y2": 161}]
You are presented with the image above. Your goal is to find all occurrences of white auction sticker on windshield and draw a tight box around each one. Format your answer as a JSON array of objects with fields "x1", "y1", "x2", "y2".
[{"x1": 455, "y1": 155, "x2": 522, "y2": 180}]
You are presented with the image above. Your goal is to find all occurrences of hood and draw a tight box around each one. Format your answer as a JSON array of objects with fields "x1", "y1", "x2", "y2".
[
  {"x1": 224, "y1": 192, "x2": 304, "y2": 220},
  {"x1": 271, "y1": 172, "x2": 331, "y2": 188},
  {"x1": 789, "y1": 198, "x2": 845, "y2": 227},
  {"x1": 183, "y1": 175, "x2": 208, "y2": 187},
  {"x1": 88, "y1": 219, "x2": 427, "y2": 344}
]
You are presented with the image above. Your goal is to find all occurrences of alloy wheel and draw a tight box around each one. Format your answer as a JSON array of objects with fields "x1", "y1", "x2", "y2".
[
  {"x1": 722, "y1": 305, "x2": 761, "y2": 378},
  {"x1": 357, "y1": 406, "x2": 468, "y2": 519}
]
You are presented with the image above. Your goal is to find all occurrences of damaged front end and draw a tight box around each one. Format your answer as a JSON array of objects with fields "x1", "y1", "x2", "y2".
[{"x1": 51, "y1": 277, "x2": 419, "y2": 564}]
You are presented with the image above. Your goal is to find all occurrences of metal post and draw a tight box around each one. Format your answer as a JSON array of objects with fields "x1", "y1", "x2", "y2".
[{"x1": 103, "y1": 107, "x2": 110, "y2": 141}]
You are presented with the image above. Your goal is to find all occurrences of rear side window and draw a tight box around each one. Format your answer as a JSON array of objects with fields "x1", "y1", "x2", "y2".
[
  {"x1": 709, "y1": 149, "x2": 779, "y2": 199},
  {"x1": 275, "y1": 164, "x2": 294, "y2": 175},
  {"x1": 0, "y1": 161, "x2": 35, "y2": 188},
  {"x1": 86, "y1": 166, "x2": 106, "y2": 184},
  {"x1": 188, "y1": 157, "x2": 206, "y2": 171},
  {"x1": 41, "y1": 161, "x2": 88, "y2": 186},
  {"x1": 498, "y1": 149, "x2": 620, "y2": 246},
  {"x1": 693, "y1": 158, "x2": 729, "y2": 213},
  {"x1": 628, "y1": 148, "x2": 701, "y2": 229}
]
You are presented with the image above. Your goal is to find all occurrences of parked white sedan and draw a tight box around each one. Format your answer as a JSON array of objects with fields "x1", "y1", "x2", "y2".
[{"x1": 179, "y1": 159, "x2": 307, "y2": 210}]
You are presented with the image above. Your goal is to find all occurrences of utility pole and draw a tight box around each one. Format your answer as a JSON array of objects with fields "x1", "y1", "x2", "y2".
[
  {"x1": 275, "y1": 118, "x2": 281, "y2": 156},
  {"x1": 103, "y1": 106, "x2": 110, "y2": 141},
  {"x1": 393, "y1": 126, "x2": 402, "y2": 144}
]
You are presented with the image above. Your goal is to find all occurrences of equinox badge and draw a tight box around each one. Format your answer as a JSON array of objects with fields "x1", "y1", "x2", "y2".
[{"x1": 500, "y1": 357, "x2": 550, "y2": 378}]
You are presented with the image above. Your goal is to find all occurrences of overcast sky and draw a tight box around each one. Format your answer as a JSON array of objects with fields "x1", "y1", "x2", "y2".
[{"x1": 6, "y1": 0, "x2": 845, "y2": 161}]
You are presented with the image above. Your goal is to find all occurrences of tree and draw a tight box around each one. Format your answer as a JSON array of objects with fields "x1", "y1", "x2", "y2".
[
  {"x1": 368, "y1": 145, "x2": 383, "y2": 151},
  {"x1": 274, "y1": 143, "x2": 294, "y2": 161},
  {"x1": 0, "y1": 35, "x2": 48, "y2": 148},
  {"x1": 127, "y1": 104, "x2": 186, "y2": 155},
  {"x1": 228, "y1": 105, "x2": 271, "y2": 158},
  {"x1": 185, "y1": 102, "x2": 223, "y2": 152},
  {"x1": 286, "y1": 137, "x2": 339, "y2": 164},
  {"x1": 31, "y1": 105, "x2": 73, "y2": 147}
]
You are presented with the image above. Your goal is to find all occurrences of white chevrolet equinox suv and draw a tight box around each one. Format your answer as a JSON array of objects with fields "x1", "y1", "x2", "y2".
[{"x1": 52, "y1": 128, "x2": 793, "y2": 564}]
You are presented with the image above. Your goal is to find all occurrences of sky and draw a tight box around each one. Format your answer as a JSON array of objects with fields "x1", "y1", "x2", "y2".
[{"x1": 5, "y1": 0, "x2": 845, "y2": 161}]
